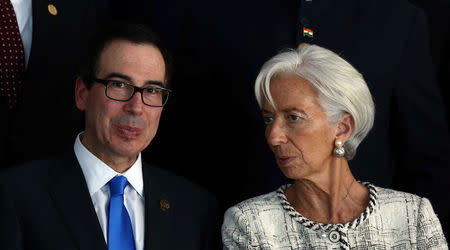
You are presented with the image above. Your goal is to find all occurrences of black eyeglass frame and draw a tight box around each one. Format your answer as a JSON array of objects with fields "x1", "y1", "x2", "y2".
[{"x1": 93, "y1": 78, "x2": 172, "y2": 107}]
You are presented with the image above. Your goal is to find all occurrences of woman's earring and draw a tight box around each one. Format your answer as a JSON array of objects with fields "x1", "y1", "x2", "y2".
[{"x1": 334, "y1": 139, "x2": 345, "y2": 157}]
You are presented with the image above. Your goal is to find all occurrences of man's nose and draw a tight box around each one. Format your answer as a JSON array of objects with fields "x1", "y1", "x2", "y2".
[
  {"x1": 266, "y1": 119, "x2": 288, "y2": 146},
  {"x1": 124, "y1": 91, "x2": 144, "y2": 115}
]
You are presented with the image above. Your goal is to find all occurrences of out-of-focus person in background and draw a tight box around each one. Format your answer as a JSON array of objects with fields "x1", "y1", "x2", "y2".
[
  {"x1": 410, "y1": 0, "x2": 450, "y2": 126},
  {"x1": 222, "y1": 44, "x2": 448, "y2": 249},
  {"x1": 0, "y1": 0, "x2": 110, "y2": 169}
]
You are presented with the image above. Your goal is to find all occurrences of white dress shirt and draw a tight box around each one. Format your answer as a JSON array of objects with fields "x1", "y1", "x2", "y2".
[
  {"x1": 74, "y1": 133, "x2": 145, "y2": 250},
  {"x1": 10, "y1": 0, "x2": 33, "y2": 68}
]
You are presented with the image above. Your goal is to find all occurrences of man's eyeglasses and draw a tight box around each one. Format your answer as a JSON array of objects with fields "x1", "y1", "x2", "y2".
[{"x1": 94, "y1": 78, "x2": 171, "y2": 107}]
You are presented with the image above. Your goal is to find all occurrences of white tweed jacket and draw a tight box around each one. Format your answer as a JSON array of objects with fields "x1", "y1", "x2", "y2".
[{"x1": 222, "y1": 183, "x2": 448, "y2": 250}]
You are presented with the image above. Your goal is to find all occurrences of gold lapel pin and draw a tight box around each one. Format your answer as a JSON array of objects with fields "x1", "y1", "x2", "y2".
[
  {"x1": 160, "y1": 199, "x2": 170, "y2": 211},
  {"x1": 48, "y1": 4, "x2": 58, "y2": 16}
]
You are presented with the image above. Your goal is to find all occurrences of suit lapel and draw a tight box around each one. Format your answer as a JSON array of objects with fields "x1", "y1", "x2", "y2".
[
  {"x1": 49, "y1": 152, "x2": 107, "y2": 250},
  {"x1": 28, "y1": 0, "x2": 38, "y2": 68},
  {"x1": 143, "y1": 164, "x2": 173, "y2": 250},
  {"x1": 28, "y1": 0, "x2": 44, "y2": 74}
]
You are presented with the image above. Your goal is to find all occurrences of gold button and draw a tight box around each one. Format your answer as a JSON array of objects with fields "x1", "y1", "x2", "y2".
[
  {"x1": 160, "y1": 199, "x2": 170, "y2": 211},
  {"x1": 48, "y1": 4, "x2": 57, "y2": 16}
]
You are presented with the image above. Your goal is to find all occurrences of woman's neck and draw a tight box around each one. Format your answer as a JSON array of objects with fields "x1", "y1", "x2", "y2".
[{"x1": 285, "y1": 159, "x2": 369, "y2": 224}]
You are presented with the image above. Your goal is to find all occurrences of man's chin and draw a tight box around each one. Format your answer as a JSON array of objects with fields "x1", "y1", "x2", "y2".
[
  {"x1": 110, "y1": 135, "x2": 152, "y2": 157},
  {"x1": 111, "y1": 142, "x2": 144, "y2": 158}
]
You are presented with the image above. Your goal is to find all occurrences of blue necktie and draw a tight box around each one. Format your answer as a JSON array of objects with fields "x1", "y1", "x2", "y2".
[{"x1": 108, "y1": 176, "x2": 136, "y2": 250}]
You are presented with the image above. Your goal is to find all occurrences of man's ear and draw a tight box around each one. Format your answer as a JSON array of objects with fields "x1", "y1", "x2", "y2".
[
  {"x1": 75, "y1": 77, "x2": 89, "y2": 111},
  {"x1": 335, "y1": 113, "x2": 355, "y2": 142}
]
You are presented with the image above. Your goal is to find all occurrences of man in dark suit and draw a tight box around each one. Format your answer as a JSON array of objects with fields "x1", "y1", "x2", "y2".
[
  {"x1": 0, "y1": 0, "x2": 110, "y2": 169},
  {"x1": 0, "y1": 23, "x2": 218, "y2": 250}
]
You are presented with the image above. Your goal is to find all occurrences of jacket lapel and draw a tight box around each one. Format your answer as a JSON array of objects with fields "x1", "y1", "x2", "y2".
[
  {"x1": 143, "y1": 164, "x2": 173, "y2": 250},
  {"x1": 49, "y1": 152, "x2": 107, "y2": 250}
]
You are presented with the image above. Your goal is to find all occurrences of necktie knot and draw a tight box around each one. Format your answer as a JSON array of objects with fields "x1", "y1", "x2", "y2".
[{"x1": 109, "y1": 176, "x2": 128, "y2": 197}]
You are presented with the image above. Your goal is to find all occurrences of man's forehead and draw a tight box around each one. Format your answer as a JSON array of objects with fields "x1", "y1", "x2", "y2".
[
  {"x1": 100, "y1": 39, "x2": 163, "y2": 60},
  {"x1": 97, "y1": 40, "x2": 166, "y2": 82}
]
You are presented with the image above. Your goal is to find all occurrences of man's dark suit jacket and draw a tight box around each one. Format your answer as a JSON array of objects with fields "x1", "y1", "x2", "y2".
[
  {"x1": 0, "y1": 0, "x2": 110, "y2": 168},
  {"x1": 0, "y1": 152, "x2": 218, "y2": 250}
]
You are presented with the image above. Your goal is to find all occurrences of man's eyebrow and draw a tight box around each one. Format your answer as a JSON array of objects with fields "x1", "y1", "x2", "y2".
[
  {"x1": 103, "y1": 72, "x2": 132, "y2": 82},
  {"x1": 145, "y1": 80, "x2": 164, "y2": 87},
  {"x1": 103, "y1": 72, "x2": 164, "y2": 87}
]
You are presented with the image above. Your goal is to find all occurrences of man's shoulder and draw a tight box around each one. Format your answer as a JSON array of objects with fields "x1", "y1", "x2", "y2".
[
  {"x1": 142, "y1": 162, "x2": 216, "y2": 202},
  {"x1": 0, "y1": 152, "x2": 78, "y2": 187}
]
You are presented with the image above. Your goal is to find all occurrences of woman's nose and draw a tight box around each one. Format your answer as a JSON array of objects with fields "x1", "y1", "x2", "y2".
[{"x1": 266, "y1": 119, "x2": 288, "y2": 146}]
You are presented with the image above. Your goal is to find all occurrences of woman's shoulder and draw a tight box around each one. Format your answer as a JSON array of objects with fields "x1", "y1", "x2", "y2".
[
  {"x1": 371, "y1": 185, "x2": 440, "y2": 224},
  {"x1": 229, "y1": 188, "x2": 283, "y2": 212},
  {"x1": 222, "y1": 187, "x2": 291, "y2": 248},
  {"x1": 370, "y1": 185, "x2": 447, "y2": 248},
  {"x1": 222, "y1": 185, "x2": 295, "y2": 243},
  {"x1": 223, "y1": 186, "x2": 288, "y2": 222},
  {"x1": 374, "y1": 185, "x2": 428, "y2": 207}
]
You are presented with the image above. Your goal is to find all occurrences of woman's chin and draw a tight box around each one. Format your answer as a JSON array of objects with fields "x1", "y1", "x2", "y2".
[{"x1": 279, "y1": 165, "x2": 303, "y2": 180}]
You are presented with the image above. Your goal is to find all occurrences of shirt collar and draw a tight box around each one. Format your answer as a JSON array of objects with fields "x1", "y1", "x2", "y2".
[{"x1": 74, "y1": 132, "x2": 144, "y2": 197}]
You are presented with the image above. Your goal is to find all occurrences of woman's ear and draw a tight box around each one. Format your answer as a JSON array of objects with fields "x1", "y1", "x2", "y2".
[
  {"x1": 75, "y1": 77, "x2": 89, "y2": 111},
  {"x1": 335, "y1": 113, "x2": 355, "y2": 142}
]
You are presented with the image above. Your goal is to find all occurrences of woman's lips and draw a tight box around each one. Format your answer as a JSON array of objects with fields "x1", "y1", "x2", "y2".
[
  {"x1": 277, "y1": 156, "x2": 295, "y2": 166},
  {"x1": 116, "y1": 125, "x2": 142, "y2": 139}
]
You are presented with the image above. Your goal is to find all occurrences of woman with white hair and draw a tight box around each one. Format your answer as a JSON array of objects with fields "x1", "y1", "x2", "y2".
[{"x1": 222, "y1": 44, "x2": 447, "y2": 249}]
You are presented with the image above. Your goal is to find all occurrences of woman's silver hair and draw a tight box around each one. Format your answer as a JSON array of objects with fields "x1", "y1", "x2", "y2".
[{"x1": 255, "y1": 43, "x2": 374, "y2": 160}]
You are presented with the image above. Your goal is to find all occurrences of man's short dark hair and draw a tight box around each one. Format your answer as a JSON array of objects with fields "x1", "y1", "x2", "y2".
[{"x1": 79, "y1": 22, "x2": 171, "y2": 88}]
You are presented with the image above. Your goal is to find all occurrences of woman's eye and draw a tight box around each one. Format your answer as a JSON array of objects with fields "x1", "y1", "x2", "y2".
[{"x1": 263, "y1": 117, "x2": 274, "y2": 125}]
